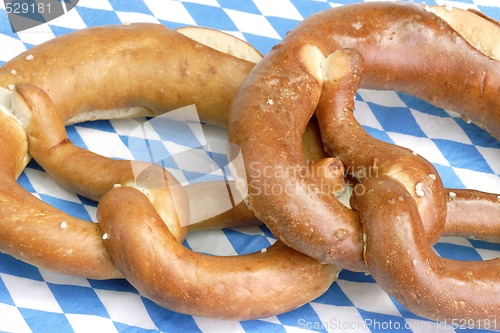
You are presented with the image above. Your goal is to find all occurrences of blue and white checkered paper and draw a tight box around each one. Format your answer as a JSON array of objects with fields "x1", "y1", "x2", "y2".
[{"x1": 0, "y1": 0, "x2": 499, "y2": 332}]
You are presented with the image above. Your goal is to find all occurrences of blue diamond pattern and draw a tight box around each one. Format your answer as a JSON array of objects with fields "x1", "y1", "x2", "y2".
[
  {"x1": 20, "y1": 308, "x2": 74, "y2": 333},
  {"x1": 184, "y1": 3, "x2": 238, "y2": 31}
]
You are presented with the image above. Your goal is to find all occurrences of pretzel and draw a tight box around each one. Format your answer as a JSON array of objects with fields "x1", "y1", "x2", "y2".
[
  {"x1": 229, "y1": 0, "x2": 499, "y2": 267},
  {"x1": 0, "y1": 25, "x2": 339, "y2": 319},
  {"x1": 228, "y1": 1, "x2": 499, "y2": 324},
  {"x1": 0, "y1": 23, "x2": 260, "y2": 279}
]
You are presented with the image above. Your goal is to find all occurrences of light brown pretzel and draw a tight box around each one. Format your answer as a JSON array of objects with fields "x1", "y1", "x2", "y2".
[
  {"x1": 0, "y1": 25, "x2": 341, "y2": 319},
  {"x1": 0, "y1": 23, "x2": 260, "y2": 279},
  {"x1": 228, "y1": 1, "x2": 499, "y2": 324}
]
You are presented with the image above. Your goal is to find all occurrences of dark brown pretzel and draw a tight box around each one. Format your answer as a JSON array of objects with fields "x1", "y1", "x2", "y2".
[
  {"x1": 229, "y1": 1, "x2": 499, "y2": 269},
  {"x1": 228, "y1": 2, "x2": 499, "y2": 324}
]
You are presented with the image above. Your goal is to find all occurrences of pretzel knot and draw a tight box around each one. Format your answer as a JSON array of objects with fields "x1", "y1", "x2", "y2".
[{"x1": 228, "y1": 2, "x2": 499, "y2": 325}]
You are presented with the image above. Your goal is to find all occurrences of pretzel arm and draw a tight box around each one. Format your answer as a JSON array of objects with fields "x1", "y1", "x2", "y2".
[
  {"x1": 0, "y1": 24, "x2": 257, "y2": 127},
  {"x1": 12, "y1": 83, "x2": 189, "y2": 240},
  {"x1": 98, "y1": 185, "x2": 339, "y2": 320},
  {"x1": 0, "y1": 111, "x2": 121, "y2": 279},
  {"x1": 443, "y1": 189, "x2": 500, "y2": 243}
]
